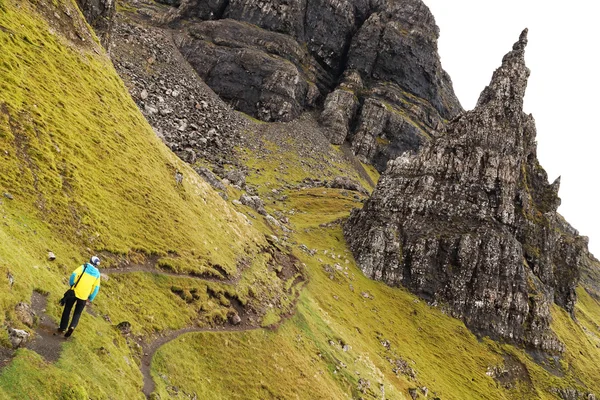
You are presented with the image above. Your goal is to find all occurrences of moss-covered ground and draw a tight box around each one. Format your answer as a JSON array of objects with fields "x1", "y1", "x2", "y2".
[
  {"x1": 1, "y1": 0, "x2": 599, "y2": 399},
  {"x1": 152, "y1": 185, "x2": 600, "y2": 399},
  {"x1": 0, "y1": 0, "x2": 294, "y2": 398}
]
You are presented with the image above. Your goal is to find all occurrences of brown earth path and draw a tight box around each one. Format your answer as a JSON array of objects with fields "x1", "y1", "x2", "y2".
[
  {"x1": 21, "y1": 258, "x2": 304, "y2": 399},
  {"x1": 26, "y1": 292, "x2": 64, "y2": 363}
]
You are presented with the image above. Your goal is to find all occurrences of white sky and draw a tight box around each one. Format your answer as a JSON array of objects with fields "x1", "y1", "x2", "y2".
[{"x1": 423, "y1": 0, "x2": 600, "y2": 257}]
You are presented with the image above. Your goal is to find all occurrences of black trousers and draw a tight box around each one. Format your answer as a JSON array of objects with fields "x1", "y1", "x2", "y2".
[{"x1": 59, "y1": 297, "x2": 86, "y2": 331}]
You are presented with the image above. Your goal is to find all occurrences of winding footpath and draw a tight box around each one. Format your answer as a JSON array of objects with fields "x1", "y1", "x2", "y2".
[{"x1": 24, "y1": 261, "x2": 304, "y2": 399}]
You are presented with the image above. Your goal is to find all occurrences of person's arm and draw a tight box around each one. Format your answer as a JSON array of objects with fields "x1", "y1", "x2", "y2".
[
  {"x1": 88, "y1": 277, "x2": 100, "y2": 302},
  {"x1": 69, "y1": 266, "x2": 84, "y2": 286}
]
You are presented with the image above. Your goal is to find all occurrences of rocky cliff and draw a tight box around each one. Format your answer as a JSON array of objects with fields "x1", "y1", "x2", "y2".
[
  {"x1": 75, "y1": 0, "x2": 115, "y2": 48},
  {"x1": 344, "y1": 30, "x2": 591, "y2": 352},
  {"x1": 155, "y1": 0, "x2": 462, "y2": 169}
]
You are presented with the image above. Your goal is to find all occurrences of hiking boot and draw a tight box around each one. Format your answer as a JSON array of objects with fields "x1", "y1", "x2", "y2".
[{"x1": 64, "y1": 328, "x2": 74, "y2": 338}]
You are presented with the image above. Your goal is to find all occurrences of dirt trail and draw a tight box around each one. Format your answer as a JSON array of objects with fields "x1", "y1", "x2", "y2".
[
  {"x1": 9, "y1": 264, "x2": 302, "y2": 399},
  {"x1": 105, "y1": 264, "x2": 303, "y2": 398},
  {"x1": 26, "y1": 292, "x2": 64, "y2": 363},
  {"x1": 104, "y1": 265, "x2": 238, "y2": 285}
]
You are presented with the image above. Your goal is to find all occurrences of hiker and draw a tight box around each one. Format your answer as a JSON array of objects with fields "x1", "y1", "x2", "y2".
[{"x1": 57, "y1": 256, "x2": 101, "y2": 338}]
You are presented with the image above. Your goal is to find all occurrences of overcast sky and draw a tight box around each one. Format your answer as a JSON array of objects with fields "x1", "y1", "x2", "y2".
[{"x1": 423, "y1": 0, "x2": 600, "y2": 257}]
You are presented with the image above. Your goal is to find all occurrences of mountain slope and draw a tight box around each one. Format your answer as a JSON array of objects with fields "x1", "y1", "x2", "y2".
[
  {"x1": 1, "y1": 0, "x2": 599, "y2": 399},
  {"x1": 0, "y1": 1, "x2": 298, "y2": 398}
]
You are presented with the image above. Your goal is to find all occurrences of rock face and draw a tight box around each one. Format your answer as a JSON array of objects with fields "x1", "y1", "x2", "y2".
[
  {"x1": 344, "y1": 30, "x2": 589, "y2": 352},
  {"x1": 163, "y1": 0, "x2": 461, "y2": 166},
  {"x1": 330, "y1": 0, "x2": 463, "y2": 169},
  {"x1": 75, "y1": 0, "x2": 116, "y2": 48},
  {"x1": 174, "y1": 19, "x2": 320, "y2": 122}
]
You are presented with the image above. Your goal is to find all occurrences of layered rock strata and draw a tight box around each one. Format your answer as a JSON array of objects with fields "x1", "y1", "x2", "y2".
[
  {"x1": 160, "y1": 0, "x2": 461, "y2": 166},
  {"x1": 174, "y1": 19, "x2": 320, "y2": 122},
  {"x1": 344, "y1": 30, "x2": 589, "y2": 352}
]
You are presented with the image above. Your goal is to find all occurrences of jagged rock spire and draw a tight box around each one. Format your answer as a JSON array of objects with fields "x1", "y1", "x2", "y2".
[
  {"x1": 476, "y1": 28, "x2": 530, "y2": 111},
  {"x1": 344, "y1": 30, "x2": 588, "y2": 353}
]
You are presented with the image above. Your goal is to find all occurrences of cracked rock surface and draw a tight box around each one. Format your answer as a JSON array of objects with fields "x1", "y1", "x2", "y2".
[
  {"x1": 345, "y1": 30, "x2": 591, "y2": 352},
  {"x1": 161, "y1": 0, "x2": 461, "y2": 167}
]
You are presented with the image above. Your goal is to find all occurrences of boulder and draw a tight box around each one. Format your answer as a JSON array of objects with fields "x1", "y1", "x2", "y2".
[
  {"x1": 116, "y1": 321, "x2": 132, "y2": 335},
  {"x1": 329, "y1": 177, "x2": 368, "y2": 195},
  {"x1": 240, "y1": 194, "x2": 267, "y2": 216},
  {"x1": 195, "y1": 167, "x2": 226, "y2": 191},
  {"x1": 14, "y1": 303, "x2": 35, "y2": 328},
  {"x1": 8, "y1": 328, "x2": 29, "y2": 348},
  {"x1": 224, "y1": 169, "x2": 246, "y2": 188}
]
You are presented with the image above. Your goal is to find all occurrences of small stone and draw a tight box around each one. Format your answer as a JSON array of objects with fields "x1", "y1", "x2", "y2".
[
  {"x1": 408, "y1": 388, "x2": 418, "y2": 400},
  {"x1": 48, "y1": 252, "x2": 56, "y2": 261},
  {"x1": 225, "y1": 169, "x2": 246, "y2": 188},
  {"x1": 140, "y1": 89, "x2": 148, "y2": 100},
  {"x1": 144, "y1": 105, "x2": 158, "y2": 115},
  {"x1": 175, "y1": 171, "x2": 183, "y2": 185},
  {"x1": 3, "y1": 193, "x2": 13, "y2": 200},
  {"x1": 100, "y1": 273, "x2": 110, "y2": 282},
  {"x1": 15, "y1": 303, "x2": 34, "y2": 328},
  {"x1": 116, "y1": 321, "x2": 132, "y2": 335},
  {"x1": 265, "y1": 215, "x2": 281, "y2": 227},
  {"x1": 8, "y1": 327, "x2": 30, "y2": 348},
  {"x1": 230, "y1": 314, "x2": 242, "y2": 325}
]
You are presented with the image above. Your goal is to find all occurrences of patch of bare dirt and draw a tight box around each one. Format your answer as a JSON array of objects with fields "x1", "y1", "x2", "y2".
[{"x1": 26, "y1": 292, "x2": 63, "y2": 363}]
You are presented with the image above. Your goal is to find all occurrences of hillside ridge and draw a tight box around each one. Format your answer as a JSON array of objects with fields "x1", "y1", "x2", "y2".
[{"x1": 1, "y1": 0, "x2": 599, "y2": 399}]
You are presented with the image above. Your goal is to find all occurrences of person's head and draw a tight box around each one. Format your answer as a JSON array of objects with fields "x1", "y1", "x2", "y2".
[{"x1": 90, "y1": 256, "x2": 101, "y2": 267}]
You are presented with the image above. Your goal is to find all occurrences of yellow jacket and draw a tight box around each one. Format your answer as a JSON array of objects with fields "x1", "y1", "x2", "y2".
[{"x1": 69, "y1": 263, "x2": 101, "y2": 301}]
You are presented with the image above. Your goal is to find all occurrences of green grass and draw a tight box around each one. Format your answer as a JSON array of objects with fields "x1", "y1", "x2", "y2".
[
  {"x1": 1, "y1": 1, "x2": 599, "y2": 399},
  {"x1": 150, "y1": 190, "x2": 507, "y2": 399},
  {"x1": 0, "y1": 0, "x2": 288, "y2": 397},
  {"x1": 149, "y1": 174, "x2": 600, "y2": 399}
]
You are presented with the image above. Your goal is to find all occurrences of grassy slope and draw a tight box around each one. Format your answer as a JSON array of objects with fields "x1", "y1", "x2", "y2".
[
  {"x1": 151, "y1": 150, "x2": 600, "y2": 398},
  {"x1": 1, "y1": 0, "x2": 599, "y2": 399},
  {"x1": 0, "y1": 0, "x2": 288, "y2": 398}
]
